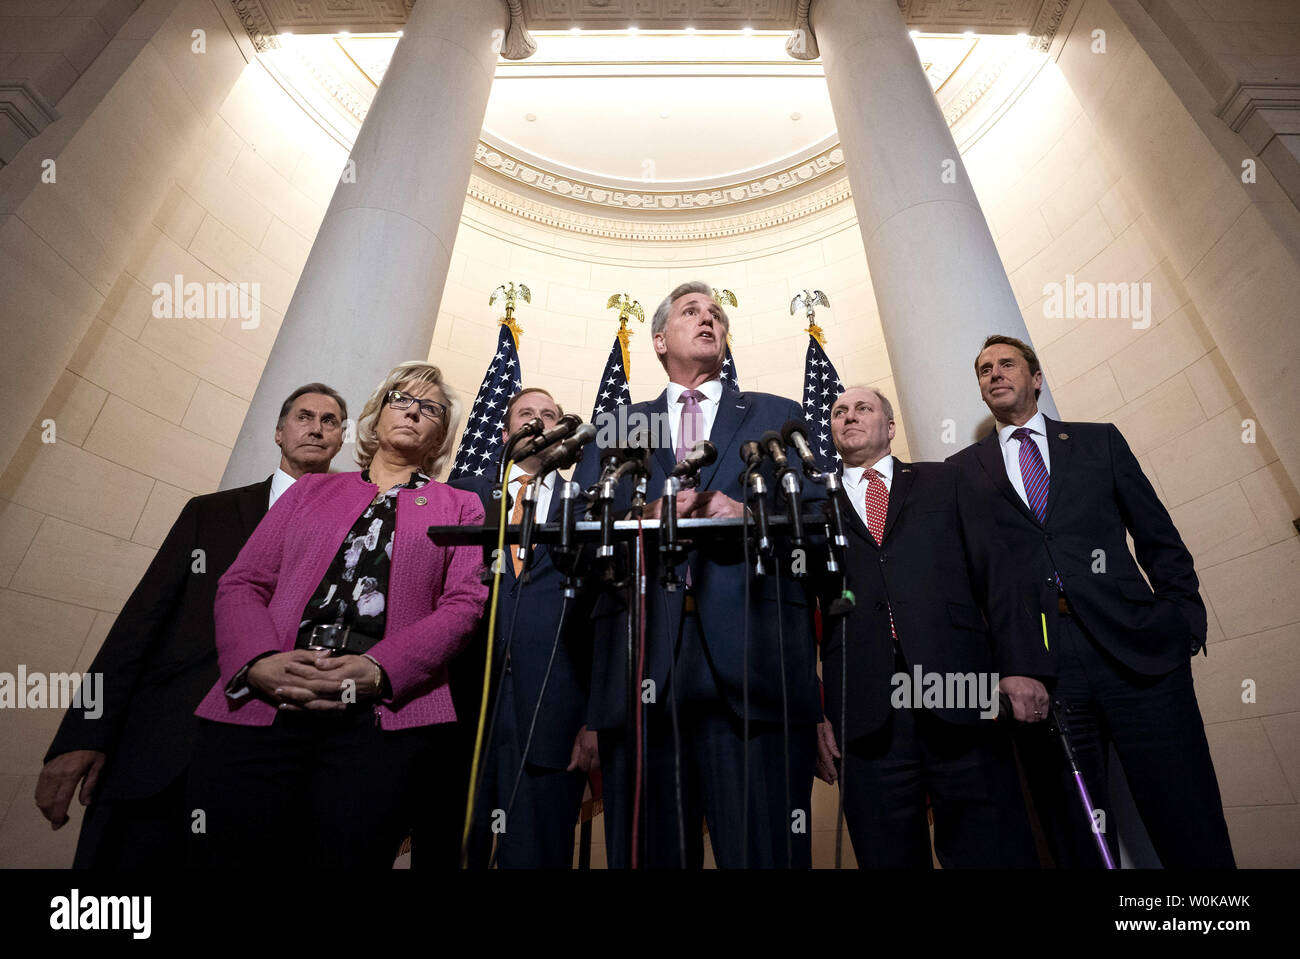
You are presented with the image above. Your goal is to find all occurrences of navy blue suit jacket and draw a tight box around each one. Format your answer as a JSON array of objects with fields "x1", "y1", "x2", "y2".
[
  {"x1": 572, "y1": 385, "x2": 823, "y2": 730},
  {"x1": 449, "y1": 474, "x2": 591, "y2": 770},
  {"x1": 821, "y1": 459, "x2": 1022, "y2": 743},
  {"x1": 946, "y1": 417, "x2": 1206, "y2": 677}
]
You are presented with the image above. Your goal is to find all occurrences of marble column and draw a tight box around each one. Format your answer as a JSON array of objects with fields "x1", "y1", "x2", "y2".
[
  {"x1": 221, "y1": 0, "x2": 513, "y2": 488},
  {"x1": 810, "y1": 0, "x2": 1058, "y2": 460}
]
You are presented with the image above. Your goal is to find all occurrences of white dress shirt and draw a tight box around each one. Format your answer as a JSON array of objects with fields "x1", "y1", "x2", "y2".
[
  {"x1": 508, "y1": 461, "x2": 555, "y2": 522},
  {"x1": 665, "y1": 377, "x2": 724, "y2": 453},
  {"x1": 841, "y1": 453, "x2": 894, "y2": 531},
  {"x1": 268, "y1": 467, "x2": 297, "y2": 509},
  {"x1": 996, "y1": 410, "x2": 1051, "y2": 511}
]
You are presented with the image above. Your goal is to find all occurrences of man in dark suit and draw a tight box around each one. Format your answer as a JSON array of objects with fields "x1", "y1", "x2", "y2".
[
  {"x1": 35, "y1": 383, "x2": 347, "y2": 868},
  {"x1": 573, "y1": 281, "x2": 822, "y2": 869},
  {"x1": 816, "y1": 386, "x2": 1037, "y2": 868},
  {"x1": 947, "y1": 334, "x2": 1234, "y2": 868},
  {"x1": 449, "y1": 387, "x2": 596, "y2": 868}
]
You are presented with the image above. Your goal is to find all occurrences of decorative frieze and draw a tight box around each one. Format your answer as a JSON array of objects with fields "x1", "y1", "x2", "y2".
[
  {"x1": 474, "y1": 141, "x2": 844, "y2": 213},
  {"x1": 466, "y1": 172, "x2": 853, "y2": 241}
]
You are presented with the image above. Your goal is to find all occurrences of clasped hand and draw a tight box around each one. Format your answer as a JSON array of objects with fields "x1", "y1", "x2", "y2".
[
  {"x1": 643, "y1": 488, "x2": 746, "y2": 520},
  {"x1": 248, "y1": 649, "x2": 383, "y2": 711}
]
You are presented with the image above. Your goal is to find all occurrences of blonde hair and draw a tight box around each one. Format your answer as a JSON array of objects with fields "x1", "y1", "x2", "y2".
[{"x1": 354, "y1": 361, "x2": 462, "y2": 477}]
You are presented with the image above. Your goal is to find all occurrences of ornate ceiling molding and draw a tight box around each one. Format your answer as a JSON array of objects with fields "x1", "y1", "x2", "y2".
[
  {"x1": 474, "y1": 140, "x2": 845, "y2": 213},
  {"x1": 230, "y1": 0, "x2": 1072, "y2": 44},
  {"x1": 466, "y1": 172, "x2": 854, "y2": 241}
]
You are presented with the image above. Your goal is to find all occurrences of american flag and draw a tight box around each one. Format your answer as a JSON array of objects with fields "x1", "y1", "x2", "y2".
[
  {"x1": 802, "y1": 334, "x2": 845, "y2": 472},
  {"x1": 721, "y1": 343, "x2": 740, "y2": 390},
  {"x1": 591, "y1": 336, "x2": 632, "y2": 423},
  {"x1": 448, "y1": 323, "x2": 524, "y2": 480}
]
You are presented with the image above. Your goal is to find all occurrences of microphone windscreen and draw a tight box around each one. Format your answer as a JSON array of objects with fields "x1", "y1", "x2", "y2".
[
  {"x1": 692, "y1": 440, "x2": 717, "y2": 467},
  {"x1": 780, "y1": 420, "x2": 806, "y2": 447}
]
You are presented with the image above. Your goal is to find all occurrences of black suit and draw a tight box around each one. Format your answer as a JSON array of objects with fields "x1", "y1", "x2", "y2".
[
  {"x1": 445, "y1": 474, "x2": 590, "y2": 868},
  {"x1": 45, "y1": 477, "x2": 273, "y2": 868},
  {"x1": 948, "y1": 418, "x2": 1235, "y2": 867},
  {"x1": 821, "y1": 458, "x2": 1036, "y2": 867}
]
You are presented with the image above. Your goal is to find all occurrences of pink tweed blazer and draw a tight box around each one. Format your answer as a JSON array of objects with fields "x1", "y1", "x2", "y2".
[{"x1": 195, "y1": 470, "x2": 487, "y2": 730}]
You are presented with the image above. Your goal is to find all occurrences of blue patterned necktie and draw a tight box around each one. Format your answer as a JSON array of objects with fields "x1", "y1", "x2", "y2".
[
  {"x1": 1013, "y1": 427, "x2": 1050, "y2": 523},
  {"x1": 1014, "y1": 427, "x2": 1061, "y2": 590}
]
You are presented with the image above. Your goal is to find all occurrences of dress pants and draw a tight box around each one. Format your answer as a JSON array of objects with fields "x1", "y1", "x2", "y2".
[
  {"x1": 598, "y1": 603, "x2": 816, "y2": 869},
  {"x1": 465, "y1": 670, "x2": 586, "y2": 869},
  {"x1": 186, "y1": 709, "x2": 450, "y2": 869},
  {"x1": 839, "y1": 668, "x2": 1038, "y2": 869},
  {"x1": 1013, "y1": 610, "x2": 1236, "y2": 868},
  {"x1": 73, "y1": 773, "x2": 189, "y2": 869}
]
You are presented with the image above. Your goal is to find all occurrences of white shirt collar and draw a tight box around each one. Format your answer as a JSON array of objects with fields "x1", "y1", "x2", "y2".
[
  {"x1": 997, "y1": 410, "x2": 1047, "y2": 448},
  {"x1": 843, "y1": 453, "x2": 894, "y2": 485},
  {"x1": 509, "y1": 462, "x2": 553, "y2": 487},
  {"x1": 268, "y1": 467, "x2": 297, "y2": 508},
  {"x1": 666, "y1": 377, "x2": 724, "y2": 407}
]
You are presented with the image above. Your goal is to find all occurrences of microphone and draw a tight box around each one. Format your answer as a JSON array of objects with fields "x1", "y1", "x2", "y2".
[
  {"x1": 781, "y1": 420, "x2": 819, "y2": 475},
  {"x1": 671, "y1": 440, "x2": 717, "y2": 486},
  {"x1": 760, "y1": 430, "x2": 789, "y2": 471},
  {"x1": 738, "y1": 444, "x2": 772, "y2": 560},
  {"x1": 513, "y1": 413, "x2": 583, "y2": 461},
  {"x1": 534, "y1": 423, "x2": 597, "y2": 474},
  {"x1": 500, "y1": 416, "x2": 544, "y2": 481}
]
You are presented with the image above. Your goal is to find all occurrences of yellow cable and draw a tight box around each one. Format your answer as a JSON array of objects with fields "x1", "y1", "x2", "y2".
[{"x1": 461, "y1": 460, "x2": 512, "y2": 862}]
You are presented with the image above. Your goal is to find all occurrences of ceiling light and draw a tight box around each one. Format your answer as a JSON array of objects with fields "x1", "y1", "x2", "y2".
[
  {"x1": 396, "y1": 30, "x2": 403, "y2": 37},
  {"x1": 909, "y1": 30, "x2": 920, "y2": 38},
  {"x1": 685, "y1": 26, "x2": 695, "y2": 34},
  {"x1": 963, "y1": 30, "x2": 975, "y2": 39},
  {"x1": 790, "y1": 111, "x2": 802, "y2": 121},
  {"x1": 525, "y1": 112, "x2": 537, "y2": 122},
  {"x1": 629, "y1": 25, "x2": 639, "y2": 35},
  {"x1": 569, "y1": 26, "x2": 580, "y2": 35},
  {"x1": 338, "y1": 30, "x2": 349, "y2": 37},
  {"x1": 278, "y1": 31, "x2": 292, "y2": 39},
  {"x1": 742, "y1": 26, "x2": 753, "y2": 37}
]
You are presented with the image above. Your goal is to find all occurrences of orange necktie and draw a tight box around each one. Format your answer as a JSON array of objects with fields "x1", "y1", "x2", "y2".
[{"x1": 511, "y1": 473, "x2": 534, "y2": 576}]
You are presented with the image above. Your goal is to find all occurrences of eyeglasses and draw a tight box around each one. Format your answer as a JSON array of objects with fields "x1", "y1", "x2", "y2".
[{"x1": 386, "y1": 390, "x2": 446, "y2": 420}]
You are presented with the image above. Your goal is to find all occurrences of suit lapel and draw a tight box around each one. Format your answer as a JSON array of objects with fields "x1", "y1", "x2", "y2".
[
  {"x1": 975, "y1": 431, "x2": 1039, "y2": 526},
  {"x1": 698, "y1": 387, "x2": 748, "y2": 491},
  {"x1": 880, "y1": 457, "x2": 913, "y2": 544},
  {"x1": 649, "y1": 390, "x2": 676, "y2": 480},
  {"x1": 235, "y1": 476, "x2": 273, "y2": 538},
  {"x1": 1042, "y1": 417, "x2": 1070, "y2": 525}
]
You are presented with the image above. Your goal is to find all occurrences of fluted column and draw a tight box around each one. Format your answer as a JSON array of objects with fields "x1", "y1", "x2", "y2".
[
  {"x1": 221, "y1": 0, "x2": 512, "y2": 487},
  {"x1": 811, "y1": 0, "x2": 1057, "y2": 459}
]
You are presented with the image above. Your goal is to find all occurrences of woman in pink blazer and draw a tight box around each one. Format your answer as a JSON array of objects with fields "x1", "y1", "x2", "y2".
[{"x1": 187, "y1": 361, "x2": 487, "y2": 869}]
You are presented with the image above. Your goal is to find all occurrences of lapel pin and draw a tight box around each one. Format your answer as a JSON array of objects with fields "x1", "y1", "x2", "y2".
[
  {"x1": 1058, "y1": 432, "x2": 1069, "y2": 440},
  {"x1": 415, "y1": 496, "x2": 428, "y2": 506}
]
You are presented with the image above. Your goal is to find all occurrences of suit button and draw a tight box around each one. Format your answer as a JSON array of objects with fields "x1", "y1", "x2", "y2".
[
  {"x1": 1043, "y1": 533, "x2": 1052, "y2": 541},
  {"x1": 875, "y1": 601, "x2": 887, "y2": 611},
  {"x1": 879, "y1": 554, "x2": 887, "y2": 563},
  {"x1": 1045, "y1": 577, "x2": 1056, "y2": 587}
]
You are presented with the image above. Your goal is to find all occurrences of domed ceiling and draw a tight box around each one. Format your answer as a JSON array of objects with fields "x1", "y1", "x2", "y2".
[{"x1": 262, "y1": 28, "x2": 1049, "y2": 237}]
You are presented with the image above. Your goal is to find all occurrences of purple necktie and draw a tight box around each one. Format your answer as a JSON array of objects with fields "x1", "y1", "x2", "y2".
[
  {"x1": 675, "y1": 389, "x2": 705, "y2": 464},
  {"x1": 1015, "y1": 427, "x2": 1061, "y2": 590},
  {"x1": 1012, "y1": 427, "x2": 1050, "y2": 522}
]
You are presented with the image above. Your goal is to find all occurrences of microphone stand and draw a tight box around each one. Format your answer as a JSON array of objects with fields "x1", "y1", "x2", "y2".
[
  {"x1": 745, "y1": 470, "x2": 773, "y2": 576},
  {"x1": 659, "y1": 474, "x2": 683, "y2": 590}
]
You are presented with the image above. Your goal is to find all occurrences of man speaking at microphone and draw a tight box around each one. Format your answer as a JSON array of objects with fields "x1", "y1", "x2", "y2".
[
  {"x1": 447, "y1": 388, "x2": 596, "y2": 868},
  {"x1": 574, "y1": 281, "x2": 822, "y2": 869}
]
